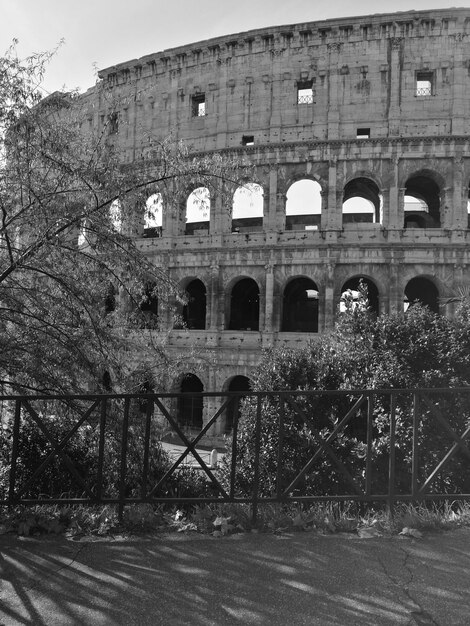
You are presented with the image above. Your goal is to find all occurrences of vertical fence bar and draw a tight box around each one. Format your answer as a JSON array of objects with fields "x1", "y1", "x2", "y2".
[
  {"x1": 141, "y1": 397, "x2": 153, "y2": 500},
  {"x1": 251, "y1": 394, "x2": 263, "y2": 525},
  {"x1": 8, "y1": 399, "x2": 22, "y2": 506},
  {"x1": 276, "y1": 394, "x2": 285, "y2": 500},
  {"x1": 118, "y1": 397, "x2": 131, "y2": 521},
  {"x1": 229, "y1": 395, "x2": 240, "y2": 500},
  {"x1": 411, "y1": 391, "x2": 420, "y2": 501},
  {"x1": 96, "y1": 398, "x2": 107, "y2": 503},
  {"x1": 388, "y1": 393, "x2": 397, "y2": 515},
  {"x1": 365, "y1": 392, "x2": 374, "y2": 497}
]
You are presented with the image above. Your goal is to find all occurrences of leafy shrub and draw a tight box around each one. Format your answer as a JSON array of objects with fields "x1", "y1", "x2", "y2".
[{"x1": 223, "y1": 296, "x2": 470, "y2": 499}]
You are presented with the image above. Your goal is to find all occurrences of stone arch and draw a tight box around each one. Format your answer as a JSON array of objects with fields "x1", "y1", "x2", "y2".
[
  {"x1": 177, "y1": 373, "x2": 204, "y2": 430},
  {"x1": 184, "y1": 186, "x2": 210, "y2": 235},
  {"x1": 340, "y1": 276, "x2": 380, "y2": 316},
  {"x1": 227, "y1": 276, "x2": 260, "y2": 331},
  {"x1": 281, "y1": 276, "x2": 319, "y2": 332},
  {"x1": 403, "y1": 169, "x2": 444, "y2": 228},
  {"x1": 342, "y1": 177, "x2": 382, "y2": 224},
  {"x1": 182, "y1": 278, "x2": 207, "y2": 329},
  {"x1": 285, "y1": 179, "x2": 322, "y2": 231},
  {"x1": 404, "y1": 276, "x2": 439, "y2": 314},
  {"x1": 222, "y1": 374, "x2": 251, "y2": 432},
  {"x1": 144, "y1": 192, "x2": 163, "y2": 237},
  {"x1": 232, "y1": 181, "x2": 264, "y2": 232}
]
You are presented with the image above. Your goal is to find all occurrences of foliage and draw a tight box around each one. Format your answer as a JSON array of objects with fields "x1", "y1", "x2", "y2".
[
  {"x1": 225, "y1": 289, "x2": 470, "y2": 498},
  {"x1": 0, "y1": 43, "x2": 244, "y2": 394}
]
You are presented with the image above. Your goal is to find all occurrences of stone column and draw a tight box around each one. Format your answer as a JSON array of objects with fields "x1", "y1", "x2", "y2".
[
  {"x1": 388, "y1": 38, "x2": 402, "y2": 136},
  {"x1": 326, "y1": 43, "x2": 342, "y2": 139},
  {"x1": 322, "y1": 262, "x2": 336, "y2": 332},
  {"x1": 264, "y1": 263, "x2": 275, "y2": 332},
  {"x1": 267, "y1": 167, "x2": 283, "y2": 231},
  {"x1": 452, "y1": 157, "x2": 466, "y2": 229},
  {"x1": 386, "y1": 157, "x2": 400, "y2": 231},
  {"x1": 322, "y1": 158, "x2": 340, "y2": 230},
  {"x1": 209, "y1": 264, "x2": 220, "y2": 330}
]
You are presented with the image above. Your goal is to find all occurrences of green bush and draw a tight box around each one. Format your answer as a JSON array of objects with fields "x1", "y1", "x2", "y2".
[{"x1": 223, "y1": 295, "x2": 470, "y2": 499}]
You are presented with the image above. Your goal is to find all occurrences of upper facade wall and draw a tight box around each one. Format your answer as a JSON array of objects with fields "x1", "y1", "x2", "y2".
[{"x1": 89, "y1": 8, "x2": 470, "y2": 158}]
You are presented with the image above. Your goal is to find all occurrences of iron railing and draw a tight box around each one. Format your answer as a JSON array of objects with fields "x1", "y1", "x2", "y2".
[{"x1": 1, "y1": 388, "x2": 470, "y2": 521}]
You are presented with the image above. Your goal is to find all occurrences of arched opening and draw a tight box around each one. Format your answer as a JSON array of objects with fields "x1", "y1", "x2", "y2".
[
  {"x1": 144, "y1": 193, "x2": 163, "y2": 238},
  {"x1": 404, "y1": 277, "x2": 439, "y2": 314},
  {"x1": 232, "y1": 183, "x2": 264, "y2": 232},
  {"x1": 228, "y1": 278, "x2": 260, "y2": 331},
  {"x1": 281, "y1": 277, "x2": 319, "y2": 332},
  {"x1": 185, "y1": 187, "x2": 210, "y2": 235},
  {"x1": 342, "y1": 178, "x2": 382, "y2": 224},
  {"x1": 225, "y1": 375, "x2": 251, "y2": 433},
  {"x1": 404, "y1": 175, "x2": 441, "y2": 228},
  {"x1": 285, "y1": 179, "x2": 322, "y2": 231},
  {"x1": 110, "y1": 199, "x2": 122, "y2": 232},
  {"x1": 182, "y1": 279, "x2": 206, "y2": 330},
  {"x1": 340, "y1": 277, "x2": 379, "y2": 316},
  {"x1": 140, "y1": 282, "x2": 158, "y2": 327},
  {"x1": 178, "y1": 374, "x2": 204, "y2": 430},
  {"x1": 104, "y1": 283, "x2": 116, "y2": 314}
]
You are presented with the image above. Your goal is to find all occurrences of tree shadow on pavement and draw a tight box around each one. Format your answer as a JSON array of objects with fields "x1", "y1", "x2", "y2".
[{"x1": 1, "y1": 529, "x2": 470, "y2": 625}]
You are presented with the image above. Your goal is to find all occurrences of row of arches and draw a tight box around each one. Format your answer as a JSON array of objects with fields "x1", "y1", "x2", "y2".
[
  {"x1": 137, "y1": 171, "x2": 470, "y2": 236},
  {"x1": 139, "y1": 275, "x2": 440, "y2": 332},
  {"x1": 177, "y1": 374, "x2": 250, "y2": 432}
]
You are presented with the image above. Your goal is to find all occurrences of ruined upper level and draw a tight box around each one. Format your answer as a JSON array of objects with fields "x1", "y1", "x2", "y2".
[{"x1": 82, "y1": 7, "x2": 470, "y2": 159}]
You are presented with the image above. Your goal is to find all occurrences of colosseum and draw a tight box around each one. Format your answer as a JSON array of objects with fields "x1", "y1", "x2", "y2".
[{"x1": 81, "y1": 7, "x2": 470, "y2": 435}]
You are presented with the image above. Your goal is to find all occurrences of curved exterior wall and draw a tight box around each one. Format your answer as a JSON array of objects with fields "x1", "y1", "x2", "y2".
[{"x1": 83, "y1": 8, "x2": 470, "y2": 434}]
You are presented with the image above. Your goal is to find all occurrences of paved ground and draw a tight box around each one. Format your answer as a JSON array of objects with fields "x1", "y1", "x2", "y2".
[{"x1": 1, "y1": 527, "x2": 470, "y2": 625}]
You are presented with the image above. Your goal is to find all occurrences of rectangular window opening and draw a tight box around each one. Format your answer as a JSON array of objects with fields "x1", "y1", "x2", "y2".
[
  {"x1": 192, "y1": 94, "x2": 206, "y2": 117},
  {"x1": 242, "y1": 135, "x2": 254, "y2": 146},
  {"x1": 297, "y1": 81, "x2": 313, "y2": 105},
  {"x1": 356, "y1": 127, "x2": 370, "y2": 139},
  {"x1": 416, "y1": 72, "x2": 433, "y2": 96}
]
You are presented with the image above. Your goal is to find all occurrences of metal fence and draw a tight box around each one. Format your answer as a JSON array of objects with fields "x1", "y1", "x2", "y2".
[{"x1": 1, "y1": 388, "x2": 470, "y2": 521}]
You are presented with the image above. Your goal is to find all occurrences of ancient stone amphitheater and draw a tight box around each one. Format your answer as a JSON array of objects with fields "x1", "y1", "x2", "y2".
[{"x1": 84, "y1": 7, "x2": 470, "y2": 434}]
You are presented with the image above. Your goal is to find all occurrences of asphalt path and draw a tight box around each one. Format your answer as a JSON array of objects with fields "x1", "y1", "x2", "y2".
[{"x1": 1, "y1": 527, "x2": 470, "y2": 625}]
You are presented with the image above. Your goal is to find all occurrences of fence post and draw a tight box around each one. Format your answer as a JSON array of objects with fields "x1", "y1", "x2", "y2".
[
  {"x1": 411, "y1": 391, "x2": 420, "y2": 501},
  {"x1": 365, "y1": 392, "x2": 374, "y2": 498},
  {"x1": 141, "y1": 397, "x2": 153, "y2": 500},
  {"x1": 8, "y1": 399, "x2": 21, "y2": 506},
  {"x1": 276, "y1": 394, "x2": 285, "y2": 500},
  {"x1": 388, "y1": 393, "x2": 397, "y2": 517},
  {"x1": 118, "y1": 397, "x2": 130, "y2": 521},
  {"x1": 96, "y1": 397, "x2": 107, "y2": 502},
  {"x1": 251, "y1": 394, "x2": 263, "y2": 526},
  {"x1": 229, "y1": 395, "x2": 240, "y2": 500}
]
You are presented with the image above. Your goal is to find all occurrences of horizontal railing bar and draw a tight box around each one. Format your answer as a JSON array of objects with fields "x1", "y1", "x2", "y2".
[{"x1": 0, "y1": 387, "x2": 469, "y2": 401}]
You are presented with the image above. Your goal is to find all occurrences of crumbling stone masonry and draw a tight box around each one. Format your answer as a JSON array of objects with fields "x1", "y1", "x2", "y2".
[{"x1": 82, "y1": 8, "x2": 470, "y2": 434}]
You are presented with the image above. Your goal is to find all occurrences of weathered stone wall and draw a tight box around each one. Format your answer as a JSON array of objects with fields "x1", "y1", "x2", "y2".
[{"x1": 81, "y1": 8, "x2": 470, "y2": 433}]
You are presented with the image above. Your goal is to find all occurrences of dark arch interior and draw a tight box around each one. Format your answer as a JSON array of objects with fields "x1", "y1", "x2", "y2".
[
  {"x1": 225, "y1": 375, "x2": 251, "y2": 432},
  {"x1": 282, "y1": 277, "x2": 319, "y2": 332},
  {"x1": 343, "y1": 177, "x2": 381, "y2": 223},
  {"x1": 140, "y1": 283, "x2": 158, "y2": 316},
  {"x1": 341, "y1": 277, "x2": 379, "y2": 315},
  {"x1": 183, "y1": 279, "x2": 206, "y2": 329},
  {"x1": 405, "y1": 277, "x2": 439, "y2": 313},
  {"x1": 229, "y1": 278, "x2": 260, "y2": 331},
  {"x1": 405, "y1": 175, "x2": 441, "y2": 227},
  {"x1": 178, "y1": 374, "x2": 203, "y2": 429}
]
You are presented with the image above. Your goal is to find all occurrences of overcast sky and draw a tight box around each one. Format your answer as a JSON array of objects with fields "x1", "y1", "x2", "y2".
[{"x1": 3, "y1": 0, "x2": 468, "y2": 95}]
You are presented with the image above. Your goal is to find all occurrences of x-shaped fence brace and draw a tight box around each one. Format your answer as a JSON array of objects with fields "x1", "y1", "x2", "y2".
[
  {"x1": 9, "y1": 398, "x2": 100, "y2": 501},
  {"x1": 418, "y1": 394, "x2": 470, "y2": 494},
  {"x1": 280, "y1": 394, "x2": 369, "y2": 497}
]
